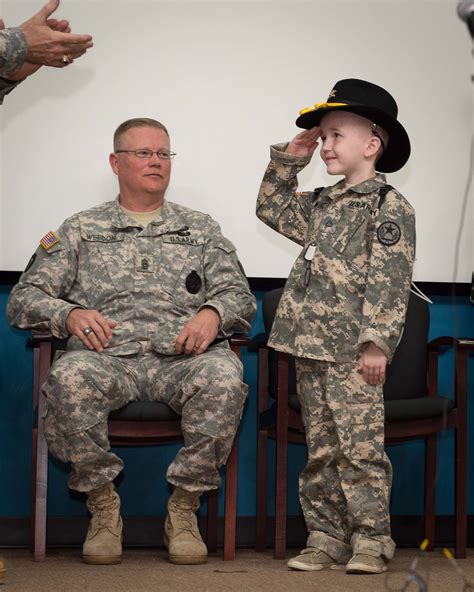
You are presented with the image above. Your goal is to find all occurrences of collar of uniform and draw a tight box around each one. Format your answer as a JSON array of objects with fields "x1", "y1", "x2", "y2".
[
  {"x1": 322, "y1": 173, "x2": 387, "y2": 201},
  {"x1": 346, "y1": 173, "x2": 387, "y2": 194},
  {"x1": 322, "y1": 178, "x2": 347, "y2": 201},
  {"x1": 110, "y1": 196, "x2": 142, "y2": 229},
  {"x1": 147, "y1": 200, "x2": 189, "y2": 236}
]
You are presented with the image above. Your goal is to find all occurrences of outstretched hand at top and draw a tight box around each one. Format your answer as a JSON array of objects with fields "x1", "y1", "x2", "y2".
[{"x1": 21, "y1": 0, "x2": 93, "y2": 68}]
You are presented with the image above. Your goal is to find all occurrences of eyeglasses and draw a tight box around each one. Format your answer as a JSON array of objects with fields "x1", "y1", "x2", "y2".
[{"x1": 115, "y1": 149, "x2": 177, "y2": 160}]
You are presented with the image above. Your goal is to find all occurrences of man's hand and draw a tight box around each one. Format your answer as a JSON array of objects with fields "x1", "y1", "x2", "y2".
[
  {"x1": 66, "y1": 308, "x2": 117, "y2": 353},
  {"x1": 175, "y1": 308, "x2": 221, "y2": 355},
  {"x1": 286, "y1": 127, "x2": 321, "y2": 157},
  {"x1": 21, "y1": 0, "x2": 93, "y2": 68},
  {"x1": 358, "y1": 342, "x2": 387, "y2": 385},
  {"x1": 3, "y1": 17, "x2": 71, "y2": 80}
]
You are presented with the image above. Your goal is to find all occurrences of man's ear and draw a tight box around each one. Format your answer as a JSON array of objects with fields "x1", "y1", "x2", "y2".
[{"x1": 109, "y1": 152, "x2": 119, "y2": 175}]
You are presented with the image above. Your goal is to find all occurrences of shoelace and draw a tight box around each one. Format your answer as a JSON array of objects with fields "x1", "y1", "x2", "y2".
[
  {"x1": 171, "y1": 504, "x2": 196, "y2": 533},
  {"x1": 90, "y1": 499, "x2": 119, "y2": 532}
]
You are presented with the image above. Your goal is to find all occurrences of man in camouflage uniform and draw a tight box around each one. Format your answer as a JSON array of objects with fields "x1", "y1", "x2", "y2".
[
  {"x1": 256, "y1": 79, "x2": 415, "y2": 575},
  {"x1": 8, "y1": 117, "x2": 256, "y2": 566},
  {"x1": 0, "y1": 0, "x2": 92, "y2": 104}
]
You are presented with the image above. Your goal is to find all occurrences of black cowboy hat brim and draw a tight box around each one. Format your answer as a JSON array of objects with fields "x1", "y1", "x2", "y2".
[{"x1": 296, "y1": 103, "x2": 410, "y2": 173}]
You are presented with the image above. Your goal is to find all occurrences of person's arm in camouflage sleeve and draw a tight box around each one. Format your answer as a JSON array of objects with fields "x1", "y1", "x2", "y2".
[
  {"x1": 357, "y1": 191, "x2": 416, "y2": 361},
  {"x1": 257, "y1": 127, "x2": 323, "y2": 244},
  {"x1": 0, "y1": 75, "x2": 21, "y2": 104},
  {"x1": 199, "y1": 220, "x2": 256, "y2": 336},
  {"x1": 175, "y1": 218, "x2": 256, "y2": 356},
  {"x1": 256, "y1": 142, "x2": 316, "y2": 246},
  {"x1": 0, "y1": 1, "x2": 93, "y2": 103},
  {"x1": 7, "y1": 220, "x2": 82, "y2": 338},
  {"x1": 0, "y1": 27, "x2": 28, "y2": 79}
]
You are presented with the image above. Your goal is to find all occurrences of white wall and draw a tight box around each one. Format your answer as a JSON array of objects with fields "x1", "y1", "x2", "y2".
[{"x1": 1, "y1": 0, "x2": 472, "y2": 281}]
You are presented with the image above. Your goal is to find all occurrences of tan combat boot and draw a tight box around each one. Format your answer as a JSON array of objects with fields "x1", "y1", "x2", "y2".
[
  {"x1": 82, "y1": 482, "x2": 123, "y2": 565},
  {"x1": 164, "y1": 487, "x2": 207, "y2": 565},
  {"x1": 0, "y1": 557, "x2": 6, "y2": 578}
]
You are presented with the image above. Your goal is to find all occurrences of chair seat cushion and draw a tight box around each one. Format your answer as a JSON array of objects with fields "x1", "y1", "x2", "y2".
[
  {"x1": 385, "y1": 395, "x2": 454, "y2": 422},
  {"x1": 259, "y1": 393, "x2": 454, "y2": 427},
  {"x1": 259, "y1": 395, "x2": 301, "y2": 429},
  {"x1": 109, "y1": 401, "x2": 181, "y2": 421}
]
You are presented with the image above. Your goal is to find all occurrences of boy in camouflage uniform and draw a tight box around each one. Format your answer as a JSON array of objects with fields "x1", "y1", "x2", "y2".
[
  {"x1": 8, "y1": 118, "x2": 256, "y2": 566},
  {"x1": 256, "y1": 79, "x2": 415, "y2": 574}
]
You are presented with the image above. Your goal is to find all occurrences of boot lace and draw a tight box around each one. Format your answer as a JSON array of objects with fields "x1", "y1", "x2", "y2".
[
  {"x1": 170, "y1": 501, "x2": 198, "y2": 535},
  {"x1": 90, "y1": 498, "x2": 120, "y2": 534}
]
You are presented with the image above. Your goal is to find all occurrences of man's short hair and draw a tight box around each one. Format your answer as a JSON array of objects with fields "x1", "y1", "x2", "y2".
[{"x1": 113, "y1": 118, "x2": 169, "y2": 151}]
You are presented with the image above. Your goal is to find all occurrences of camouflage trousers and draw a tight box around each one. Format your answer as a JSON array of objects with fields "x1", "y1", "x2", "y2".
[
  {"x1": 42, "y1": 345, "x2": 247, "y2": 493},
  {"x1": 295, "y1": 358, "x2": 395, "y2": 560}
]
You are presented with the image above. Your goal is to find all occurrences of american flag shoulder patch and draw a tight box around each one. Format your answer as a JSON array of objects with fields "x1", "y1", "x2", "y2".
[{"x1": 40, "y1": 231, "x2": 60, "y2": 251}]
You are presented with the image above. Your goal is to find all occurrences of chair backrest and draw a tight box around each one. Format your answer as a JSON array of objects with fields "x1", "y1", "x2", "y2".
[
  {"x1": 262, "y1": 287, "x2": 429, "y2": 402},
  {"x1": 384, "y1": 291, "x2": 429, "y2": 400},
  {"x1": 262, "y1": 287, "x2": 297, "y2": 397}
]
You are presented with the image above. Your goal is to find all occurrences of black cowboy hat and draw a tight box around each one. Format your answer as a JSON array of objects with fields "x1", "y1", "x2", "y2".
[{"x1": 295, "y1": 78, "x2": 411, "y2": 173}]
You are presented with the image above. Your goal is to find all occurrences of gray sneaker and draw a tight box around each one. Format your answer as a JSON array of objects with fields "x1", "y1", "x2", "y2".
[
  {"x1": 346, "y1": 553, "x2": 387, "y2": 574},
  {"x1": 287, "y1": 548, "x2": 343, "y2": 571}
]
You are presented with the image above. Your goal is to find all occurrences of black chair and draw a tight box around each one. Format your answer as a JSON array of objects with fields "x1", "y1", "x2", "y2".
[
  {"x1": 254, "y1": 287, "x2": 467, "y2": 559},
  {"x1": 31, "y1": 332, "x2": 248, "y2": 561}
]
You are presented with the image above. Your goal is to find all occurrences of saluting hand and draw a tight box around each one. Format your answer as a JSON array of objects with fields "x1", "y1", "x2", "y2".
[
  {"x1": 175, "y1": 308, "x2": 221, "y2": 356},
  {"x1": 66, "y1": 308, "x2": 117, "y2": 354},
  {"x1": 286, "y1": 127, "x2": 321, "y2": 157},
  {"x1": 358, "y1": 342, "x2": 387, "y2": 385}
]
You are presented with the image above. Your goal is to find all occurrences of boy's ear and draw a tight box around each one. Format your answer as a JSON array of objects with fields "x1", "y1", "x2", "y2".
[{"x1": 365, "y1": 136, "x2": 382, "y2": 159}]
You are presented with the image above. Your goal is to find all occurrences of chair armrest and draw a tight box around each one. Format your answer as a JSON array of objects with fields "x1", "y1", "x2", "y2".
[
  {"x1": 228, "y1": 335, "x2": 250, "y2": 347},
  {"x1": 247, "y1": 332, "x2": 268, "y2": 352},
  {"x1": 27, "y1": 331, "x2": 54, "y2": 349},
  {"x1": 428, "y1": 336, "x2": 472, "y2": 409},
  {"x1": 428, "y1": 336, "x2": 461, "y2": 354}
]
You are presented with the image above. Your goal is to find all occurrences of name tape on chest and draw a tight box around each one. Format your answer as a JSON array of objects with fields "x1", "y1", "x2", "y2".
[
  {"x1": 84, "y1": 233, "x2": 120, "y2": 243},
  {"x1": 162, "y1": 235, "x2": 200, "y2": 245}
]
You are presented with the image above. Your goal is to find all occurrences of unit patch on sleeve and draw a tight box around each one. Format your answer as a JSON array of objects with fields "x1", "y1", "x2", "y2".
[{"x1": 377, "y1": 221, "x2": 401, "y2": 246}]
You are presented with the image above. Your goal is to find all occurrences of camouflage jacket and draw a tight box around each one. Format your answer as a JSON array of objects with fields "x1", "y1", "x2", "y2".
[
  {"x1": 0, "y1": 27, "x2": 27, "y2": 103},
  {"x1": 8, "y1": 198, "x2": 256, "y2": 356},
  {"x1": 0, "y1": 27, "x2": 27, "y2": 78},
  {"x1": 0, "y1": 76, "x2": 19, "y2": 104},
  {"x1": 256, "y1": 143, "x2": 416, "y2": 363}
]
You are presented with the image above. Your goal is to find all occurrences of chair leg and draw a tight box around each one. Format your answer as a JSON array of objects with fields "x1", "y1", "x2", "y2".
[
  {"x1": 223, "y1": 434, "x2": 238, "y2": 560},
  {"x1": 274, "y1": 427, "x2": 288, "y2": 560},
  {"x1": 206, "y1": 489, "x2": 218, "y2": 553},
  {"x1": 255, "y1": 428, "x2": 268, "y2": 552},
  {"x1": 424, "y1": 434, "x2": 436, "y2": 552},
  {"x1": 455, "y1": 424, "x2": 467, "y2": 559},
  {"x1": 274, "y1": 356, "x2": 289, "y2": 560},
  {"x1": 33, "y1": 393, "x2": 49, "y2": 561},
  {"x1": 455, "y1": 347, "x2": 468, "y2": 559},
  {"x1": 31, "y1": 428, "x2": 38, "y2": 554}
]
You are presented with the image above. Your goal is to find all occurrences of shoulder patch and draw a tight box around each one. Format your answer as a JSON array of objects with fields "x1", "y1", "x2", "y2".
[
  {"x1": 377, "y1": 221, "x2": 401, "y2": 246},
  {"x1": 24, "y1": 252, "x2": 36, "y2": 272},
  {"x1": 40, "y1": 231, "x2": 60, "y2": 251}
]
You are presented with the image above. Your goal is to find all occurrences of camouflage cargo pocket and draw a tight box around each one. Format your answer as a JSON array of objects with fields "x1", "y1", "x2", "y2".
[{"x1": 350, "y1": 402, "x2": 385, "y2": 463}]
